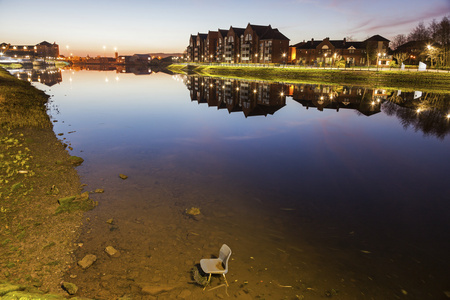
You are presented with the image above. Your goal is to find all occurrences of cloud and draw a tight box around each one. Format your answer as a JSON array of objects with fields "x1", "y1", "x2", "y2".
[{"x1": 349, "y1": 3, "x2": 450, "y2": 35}]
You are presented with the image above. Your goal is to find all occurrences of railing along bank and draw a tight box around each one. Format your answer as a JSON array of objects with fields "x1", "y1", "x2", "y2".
[{"x1": 180, "y1": 62, "x2": 450, "y2": 73}]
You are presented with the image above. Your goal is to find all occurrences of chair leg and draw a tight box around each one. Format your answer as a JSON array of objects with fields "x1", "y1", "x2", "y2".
[
  {"x1": 223, "y1": 274, "x2": 229, "y2": 287},
  {"x1": 203, "y1": 273, "x2": 212, "y2": 291}
]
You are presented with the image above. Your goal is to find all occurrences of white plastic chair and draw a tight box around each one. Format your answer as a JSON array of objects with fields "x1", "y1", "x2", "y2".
[{"x1": 200, "y1": 244, "x2": 232, "y2": 289}]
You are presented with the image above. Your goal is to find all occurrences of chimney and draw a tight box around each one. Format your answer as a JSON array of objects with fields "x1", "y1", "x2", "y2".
[
  {"x1": 343, "y1": 38, "x2": 346, "y2": 45},
  {"x1": 311, "y1": 38, "x2": 314, "y2": 43}
]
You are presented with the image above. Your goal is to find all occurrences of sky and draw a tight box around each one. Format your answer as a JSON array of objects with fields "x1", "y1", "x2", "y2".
[{"x1": 1, "y1": 0, "x2": 449, "y2": 57}]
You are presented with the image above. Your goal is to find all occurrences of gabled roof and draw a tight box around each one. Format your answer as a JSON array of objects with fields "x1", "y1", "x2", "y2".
[
  {"x1": 295, "y1": 40, "x2": 322, "y2": 49},
  {"x1": 38, "y1": 41, "x2": 53, "y2": 46},
  {"x1": 218, "y1": 29, "x2": 229, "y2": 38},
  {"x1": 395, "y1": 40, "x2": 427, "y2": 52},
  {"x1": 229, "y1": 26, "x2": 245, "y2": 37},
  {"x1": 248, "y1": 23, "x2": 272, "y2": 37},
  {"x1": 197, "y1": 33, "x2": 208, "y2": 40},
  {"x1": 365, "y1": 35, "x2": 390, "y2": 42},
  {"x1": 293, "y1": 38, "x2": 364, "y2": 49},
  {"x1": 207, "y1": 31, "x2": 218, "y2": 39},
  {"x1": 329, "y1": 40, "x2": 364, "y2": 49},
  {"x1": 261, "y1": 28, "x2": 290, "y2": 41}
]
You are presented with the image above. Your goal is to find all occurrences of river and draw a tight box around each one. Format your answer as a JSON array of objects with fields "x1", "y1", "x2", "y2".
[{"x1": 21, "y1": 67, "x2": 450, "y2": 299}]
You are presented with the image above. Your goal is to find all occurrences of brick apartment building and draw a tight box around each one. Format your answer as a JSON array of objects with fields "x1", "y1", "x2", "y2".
[
  {"x1": 186, "y1": 23, "x2": 290, "y2": 64},
  {"x1": 186, "y1": 25, "x2": 391, "y2": 66}
]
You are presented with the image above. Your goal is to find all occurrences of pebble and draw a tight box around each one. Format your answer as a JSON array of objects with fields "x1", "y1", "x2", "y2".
[
  {"x1": 77, "y1": 254, "x2": 97, "y2": 269},
  {"x1": 105, "y1": 246, "x2": 120, "y2": 257}
]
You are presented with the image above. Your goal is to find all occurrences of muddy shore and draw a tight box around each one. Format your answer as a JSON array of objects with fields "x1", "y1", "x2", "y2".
[{"x1": 0, "y1": 67, "x2": 94, "y2": 298}]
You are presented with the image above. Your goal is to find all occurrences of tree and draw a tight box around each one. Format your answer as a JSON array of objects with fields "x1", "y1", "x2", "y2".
[
  {"x1": 391, "y1": 34, "x2": 407, "y2": 50},
  {"x1": 333, "y1": 54, "x2": 345, "y2": 67},
  {"x1": 365, "y1": 43, "x2": 377, "y2": 66},
  {"x1": 408, "y1": 22, "x2": 430, "y2": 42},
  {"x1": 393, "y1": 52, "x2": 410, "y2": 66}
]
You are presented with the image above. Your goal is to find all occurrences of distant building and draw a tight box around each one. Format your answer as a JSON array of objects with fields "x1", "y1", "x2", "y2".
[
  {"x1": 186, "y1": 23, "x2": 290, "y2": 64},
  {"x1": 241, "y1": 23, "x2": 290, "y2": 64},
  {"x1": 205, "y1": 31, "x2": 218, "y2": 62},
  {"x1": 393, "y1": 40, "x2": 428, "y2": 65},
  {"x1": 0, "y1": 41, "x2": 59, "y2": 59},
  {"x1": 216, "y1": 29, "x2": 229, "y2": 63},
  {"x1": 116, "y1": 54, "x2": 151, "y2": 65},
  {"x1": 290, "y1": 35, "x2": 391, "y2": 67}
]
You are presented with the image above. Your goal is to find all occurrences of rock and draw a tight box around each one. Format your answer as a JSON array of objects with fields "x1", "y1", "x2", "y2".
[
  {"x1": 78, "y1": 191, "x2": 90, "y2": 201},
  {"x1": 78, "y1": 254, "x2": 97, "y2": 269},
  {"x1": 177, "y1": 289, "x2": 192, "y2": 299},
  {"x1": 61, "y1": 281, "x2": 78, "y2": 295},
  {"x1": 95, "y1": 188, "x2": 105, "y2": 193},
  {"x1": 106, "y1": 218, "x2": 114, "y2": 224},
  {"x1": 69, "y1": 156, "x2": 84, "y2": 166},
  {"x1": 57, "y1": 196, "x2": 76, "y2": 206},
  {"x1": 105, "y1": 246, "x2": 120, "y2": 257},
  {"x1": 119, "y1": 174, "x2": 128, "y2": 180},
  {"x1": 0, "y1": 283, "x2": 23, "y2": 296},
  {"x1": 141, "y1": 285, "x2": 176, "y2": 296},
  {"x1": 186, "y1": 207, "x2": 201, "y2": 216}
]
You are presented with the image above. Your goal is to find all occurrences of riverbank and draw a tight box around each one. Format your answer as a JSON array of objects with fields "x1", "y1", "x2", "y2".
[
  {"x1": 0, "y1": 67, "x2": 95, "y2": 298},
  {"x1": 169, "y1": 63, "x2": 450, "y2": 92}
]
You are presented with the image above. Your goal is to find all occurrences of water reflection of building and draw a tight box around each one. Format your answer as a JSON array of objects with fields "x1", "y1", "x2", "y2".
[
  {"x1": 186, "y1": 75, "x2": 287, "y2": 117},
  {"x1": 12, "y1": 68, "x2": 62, "y2": 86},
  {"x1": 291, "y1": 85, "x2": 385, "y2": 116}
]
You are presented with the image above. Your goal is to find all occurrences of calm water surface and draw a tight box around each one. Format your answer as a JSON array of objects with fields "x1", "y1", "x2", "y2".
[{"x1": 27, "y1": 68, "x2": 450, "y2": 299}]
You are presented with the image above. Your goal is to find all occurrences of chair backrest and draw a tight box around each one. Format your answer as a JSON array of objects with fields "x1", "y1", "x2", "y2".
[{"x1": 219, "y1": 244, "x2": 232, "y2": 273}]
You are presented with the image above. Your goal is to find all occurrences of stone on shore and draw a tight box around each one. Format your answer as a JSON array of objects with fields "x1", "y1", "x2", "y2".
[
  {"x1": 61, "y1": 281, "x2": 78, "y2": 295},
  {"x1": 119, "y1": 174, "x2": 128, "y2": 180},
  {"x1": 105, "y1": 246, "x2": 120, "y2": 257},
  {"x1": 95, "y1": 188, "x2": 105, "y2": 193},
  {"x1": 78, "y1": 254, "x2": 97, "y2": 269},
  {"x1": 57, "y1": 196, "x2": 76, "y2": 206},
  {"x1": 69, "y1": 156, "x2": 84, "y2": 166}
]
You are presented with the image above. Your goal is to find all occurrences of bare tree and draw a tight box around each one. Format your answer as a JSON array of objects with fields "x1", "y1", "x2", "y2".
[
  {"x1": 393, "y1": 52, "x2": 410, "y2": 66},
  {"x1": 390, "y1": 34, "x2": 407, "y2": 50},
  {"x1": 408, "y1": 21, "x2": 430, "y2": 41}
]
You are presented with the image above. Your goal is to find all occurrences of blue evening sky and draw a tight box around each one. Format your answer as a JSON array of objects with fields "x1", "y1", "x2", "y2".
[{"x1": 1, "y1": 0, "x2": 449, "y2": 56}]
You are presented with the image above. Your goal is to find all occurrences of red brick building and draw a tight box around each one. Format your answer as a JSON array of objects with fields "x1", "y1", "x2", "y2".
[
  {"x1": 186, "y1": 23, "x2": 289, "y2": 64},
  {"x1": 290, "y1": 35, "x2": 390, "y2": 67}
]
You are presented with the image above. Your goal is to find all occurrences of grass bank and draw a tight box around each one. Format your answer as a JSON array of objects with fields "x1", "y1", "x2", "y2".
[
  {"x1": 169, "y1": 64, "x2": 450, "y2": 92},
  {"x1": 0, "y1": 67, "x2": 95, "y2": 297}
]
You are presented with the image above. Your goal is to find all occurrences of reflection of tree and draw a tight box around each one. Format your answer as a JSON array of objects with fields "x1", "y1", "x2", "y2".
[{"x1": 384, "y1": 92, "x2": 450, "y2": 139}]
